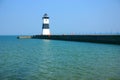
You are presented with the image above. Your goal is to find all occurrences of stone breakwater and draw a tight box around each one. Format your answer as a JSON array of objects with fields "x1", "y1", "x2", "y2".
[{"x1": 18, "y1": 35, "x2": 120, "y2": 45}]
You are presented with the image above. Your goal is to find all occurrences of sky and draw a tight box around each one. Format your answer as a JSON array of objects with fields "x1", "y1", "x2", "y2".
[{"x1": 0, "y1": 0, "x2": 120, "y2": 35}]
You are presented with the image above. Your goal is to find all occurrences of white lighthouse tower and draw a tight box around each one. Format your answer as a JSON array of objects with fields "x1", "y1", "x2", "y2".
[{"x1": 42, "y1": 13, "x2": 50, "y2": 35}]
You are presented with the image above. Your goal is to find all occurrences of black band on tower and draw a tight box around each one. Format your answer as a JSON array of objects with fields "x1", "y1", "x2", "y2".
[
  {"x1": 42, "y1": 24, "x2": 49, "y2": 29},
  {"x1": 42, "y1": 17, "x2": 49, "y2": 19}
]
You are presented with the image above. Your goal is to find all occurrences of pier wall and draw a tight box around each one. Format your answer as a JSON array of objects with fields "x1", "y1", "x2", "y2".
[{"x1": 32, "y1": 35, "x2": 120, "y2": 45}]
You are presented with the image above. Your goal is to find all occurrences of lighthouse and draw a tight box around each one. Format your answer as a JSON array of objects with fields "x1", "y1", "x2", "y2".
[{"x1": 42, "y1": 13, "x2": 50, "y2": 35}]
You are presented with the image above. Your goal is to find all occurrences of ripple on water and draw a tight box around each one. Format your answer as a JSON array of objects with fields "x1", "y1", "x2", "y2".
[{"x1": 0, "y1": 37, "x2": 120, "y2": 80}]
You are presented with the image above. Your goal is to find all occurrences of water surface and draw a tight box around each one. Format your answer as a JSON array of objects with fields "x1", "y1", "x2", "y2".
[{"x1": 0, "y1": 36, "x2": 120, "y2": 80}]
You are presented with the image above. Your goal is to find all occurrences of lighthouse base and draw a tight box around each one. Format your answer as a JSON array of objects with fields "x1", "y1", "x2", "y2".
[{"x1": 42, "y1": 29, "x2": 50, "y2": 35}]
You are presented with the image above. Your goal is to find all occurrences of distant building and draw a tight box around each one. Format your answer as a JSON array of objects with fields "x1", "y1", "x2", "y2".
[{"x1": 42, "y1": 13, "x2": 50, "y2": 35}]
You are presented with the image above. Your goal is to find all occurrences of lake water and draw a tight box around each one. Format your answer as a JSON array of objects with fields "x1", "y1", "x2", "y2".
[{"x1": 0, "y1": 36, "x2": 120, "y2": 80}]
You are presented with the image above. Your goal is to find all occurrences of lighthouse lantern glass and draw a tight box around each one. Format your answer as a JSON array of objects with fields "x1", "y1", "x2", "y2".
[{"x1": 43, "y1": 19, "x2": 49, "y2": 24}]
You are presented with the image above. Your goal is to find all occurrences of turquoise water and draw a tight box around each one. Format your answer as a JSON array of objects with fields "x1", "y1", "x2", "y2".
[{"x1": 0, "y1": 36, "x2": 120, "y2": 80}]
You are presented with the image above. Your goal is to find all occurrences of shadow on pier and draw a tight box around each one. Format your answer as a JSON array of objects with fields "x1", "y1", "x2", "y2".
[{"x1": 31, "y1": 35, "x2": 120, "y2": 45}]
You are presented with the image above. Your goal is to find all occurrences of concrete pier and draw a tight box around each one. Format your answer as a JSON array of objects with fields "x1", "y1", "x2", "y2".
[
  {"x1": 32, "y1": 35, "x2": 120, "y2": 45},
  {"x1": 17, "y1": 36, "x2": 32, "y2": 39}
]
